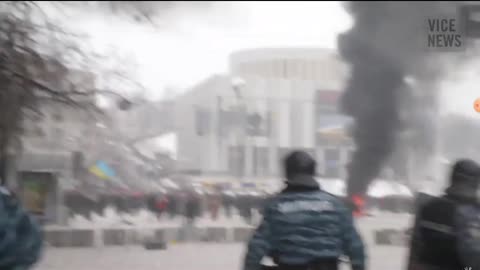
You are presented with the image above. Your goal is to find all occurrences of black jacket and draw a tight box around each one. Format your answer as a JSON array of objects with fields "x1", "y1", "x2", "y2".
[
  {"x1": 408, "y1": 193, "x2": 475, "y2": 270},
  {"x1": 249, "y1": 182, "x2": 365, "y2": 270}
]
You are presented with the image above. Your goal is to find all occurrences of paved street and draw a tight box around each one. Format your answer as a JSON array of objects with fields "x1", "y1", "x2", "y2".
[
  {"x1": 36, "y1": 214, "x2": 412, "y2": 270},
  {"x1": 36, "y1": 244, "x2": 407, "y2": 270}
]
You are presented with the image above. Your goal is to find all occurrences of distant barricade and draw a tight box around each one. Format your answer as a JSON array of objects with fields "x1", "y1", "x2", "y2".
[
  {"x1": 43, "y1": 225, "x2": 255, "y2": 248},
  {"x1": 43, "y1": 225, "x2": 410, "y2": 248}
]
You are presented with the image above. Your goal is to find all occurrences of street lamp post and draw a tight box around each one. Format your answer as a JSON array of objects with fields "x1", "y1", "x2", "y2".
[{"x1": 231, "y1": 77, "x2": 246, "y2": 180}]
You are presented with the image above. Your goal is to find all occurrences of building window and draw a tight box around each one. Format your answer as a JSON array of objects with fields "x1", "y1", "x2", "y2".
[
  {"x1": 228, "y1": 146, "x2": 245, "y2": 177},
  {"x1": 53, "y1": 127, "x2": 63, "y2": 140},
  {"x1": 324, "y1": 148, "x2": 341, "y2": 178},
  {"x1": 253, "y1": 147, "x2": 269, "y2": 176},
  {"x1": 261, "y1": 61, "x2": 269, "y2": 77},
  {"x1": 288, "y1": 59, "x2": 300, "y2": 79},
  {"x1": 282, "y1": 59, "x2": 288, "y2": 78},
  {"x1": 272, "y1": 59, "x2": 283, "y2": 78},
  {"x1": 278, "y1": 147, "x2": 290, "y2": 162},
  {"x1": 35, "y1": 127, "x2": 45, "y2": 137},
  {"x1": 52, "y1": 112, "x2": 63, "y2": 122},
  {"x1": 313, "y1": 62, "x2": 322, "y2": 80},
  {"x1": 194, "y1": 107, "x2": 210, "y2": 136}
]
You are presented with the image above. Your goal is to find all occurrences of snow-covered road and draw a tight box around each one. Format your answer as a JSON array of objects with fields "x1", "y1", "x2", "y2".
[
  {"x1": 36, "y1": 244, "x2": 407, "y2": 270},
  {"x1": 36, "y1": 213, "x2": 412, "y2": 270}
]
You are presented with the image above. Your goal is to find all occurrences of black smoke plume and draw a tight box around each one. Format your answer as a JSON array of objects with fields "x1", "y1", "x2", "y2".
[{"x1": 338, "y1": 2, "x2": 461, "y2": 196}]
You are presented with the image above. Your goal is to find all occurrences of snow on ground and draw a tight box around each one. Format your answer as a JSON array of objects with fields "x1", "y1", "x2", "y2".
[
  {"x1": 36, "y1": 244, "x2": 407, "y2": 270},
  {"x1": 315, "y1": 177, "x2": 415, "y2": 198},
  {"x1": 66, "y1": 207, "x2": 263, "y2": 229},
  {"x1": 37, "y1": 214, "x2": 411, "y2": 270}
]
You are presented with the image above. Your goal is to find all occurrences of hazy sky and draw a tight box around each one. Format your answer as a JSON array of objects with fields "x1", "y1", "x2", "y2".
[
  {"x1": 66, "y1": 1, "x2": 352, "y2": 99},
  {"x1": 57, "y1": 1, "x2": 479, "y2": 117},
  {"x1": 440, "y1": 58, "x2": 480, "y2": 118}
]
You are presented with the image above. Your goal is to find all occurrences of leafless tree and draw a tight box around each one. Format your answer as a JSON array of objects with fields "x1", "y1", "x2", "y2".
[
  {"x1": 86, "y1": 1, "x2": 215, "y2": 25},
  {"x1": 0, "y1": 0, "x2": 218, "y2": 184},
  {"x1": 0, "y1": 1, "x2": 146, "y2": 182}
]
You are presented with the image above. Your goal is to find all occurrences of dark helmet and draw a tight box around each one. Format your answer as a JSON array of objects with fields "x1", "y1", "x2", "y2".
[
  {"x1": 446, "y1": 159, "x2": 480, "y2": 200},
  {"x1": 450, "y1": 159, "x2": 480, "y2": 185},
  {"x1": 283, "y1": 151, "x2": 317, "y2": 187}
]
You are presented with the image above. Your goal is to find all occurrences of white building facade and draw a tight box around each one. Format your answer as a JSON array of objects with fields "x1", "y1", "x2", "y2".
[{"x1": 175, "y1": 48, "x2": 352, "y2": 181}]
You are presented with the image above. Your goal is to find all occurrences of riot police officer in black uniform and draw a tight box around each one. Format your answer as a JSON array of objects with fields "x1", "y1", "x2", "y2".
[{"x1": 408, "y1": 159, "x2": 480, "y2": 270}]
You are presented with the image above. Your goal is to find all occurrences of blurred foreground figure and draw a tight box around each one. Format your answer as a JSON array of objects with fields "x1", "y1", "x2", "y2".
[
  {"x1": 0, "y1": 186, "x2": 43, "y2": 269},
  {"x1": 408, "y1": 159, "x2": 480, "y2": 270},
  {"x1": 243, "y1": 150, "x2": 365, "y2": 270}
]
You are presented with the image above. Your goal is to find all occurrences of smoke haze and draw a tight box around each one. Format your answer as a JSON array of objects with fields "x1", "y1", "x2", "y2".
[{"x1": 339, "y1": 2, "x2": 465, "y2": 195}]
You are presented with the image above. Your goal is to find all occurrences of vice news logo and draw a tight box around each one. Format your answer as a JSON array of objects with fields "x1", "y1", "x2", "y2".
[{"x1": 425, "y1": 5, "x2": 480, "y2": 51}]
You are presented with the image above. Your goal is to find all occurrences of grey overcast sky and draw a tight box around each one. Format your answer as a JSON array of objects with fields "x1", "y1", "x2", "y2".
[
  {"x1": 54, "y1": 1, "x2": 478, "y2": 117},
  {"x1": 65, "y1": 1, "x2": 352, "y2": 99}
]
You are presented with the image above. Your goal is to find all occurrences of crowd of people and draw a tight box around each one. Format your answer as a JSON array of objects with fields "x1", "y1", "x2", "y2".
[
  {"x1": 63, "y1": 182, "x2": 416, "y2": 224},
  {"x1": 147, "y1": 189, "x2": 269, "y2": 225},
  {"x1": 64, "y1": 186, "x2": 270, "y2": 225}
]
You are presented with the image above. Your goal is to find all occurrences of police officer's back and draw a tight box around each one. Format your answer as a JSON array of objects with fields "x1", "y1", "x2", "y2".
[
  {"x1": 243, "y1": 151, "x2": 365, "y2": 270},
  {"x1": 408, "y1": 159, "x2": 480, "y2": 270}
]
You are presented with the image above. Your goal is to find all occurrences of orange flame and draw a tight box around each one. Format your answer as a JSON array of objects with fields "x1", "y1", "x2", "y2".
[{"x1": 352, "y1": 195, "x2": 365, "y2": 217}]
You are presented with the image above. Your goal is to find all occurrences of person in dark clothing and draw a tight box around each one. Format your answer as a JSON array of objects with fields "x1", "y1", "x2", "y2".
[
  {"x1": 222, "y1": 192, "x2": 234, "y2": 218},
  {"x1": 243, "y1": 150, "x2": 365, "y2": 270},
  {"x1": 167, "y1": 192, "x2": 178, "y2": 219},
  {"x1": 146, "y1": 194, "x2": 157, "y2": 214},
  {"x1": 181, "y1": 192, "x2": 199, "y2": 241},
  {"x1": 185, "y1": 193, "x2": 197, "y2": 222},
  {"x1": 0, "y1": 186, "x2": 43, "y2": 269},
  {"x1": 156, "y1": 195, "x2": 168, "y2": 218},
  {"x1": 408, "y1": 159, "x2": 480, "y2": 270},
  {"x1": 208, "y1": 193, "x2": 221, "y2": 220},
  {"x1": 241, "y1": 194, "x2": 254, "y2": 225},
  {"x1": 147, "y1": 194, "x2": 168, "y2": 218}
]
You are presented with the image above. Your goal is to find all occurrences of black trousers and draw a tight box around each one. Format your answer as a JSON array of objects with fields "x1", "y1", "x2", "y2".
[{"x1": 263, "y1": 258, "x2": 338, "y2": 270}]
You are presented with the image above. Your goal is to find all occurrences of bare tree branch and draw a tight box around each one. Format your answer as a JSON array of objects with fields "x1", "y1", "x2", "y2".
[{"x1": 0, "y1": 1, "x2": 145, "y2": 183}]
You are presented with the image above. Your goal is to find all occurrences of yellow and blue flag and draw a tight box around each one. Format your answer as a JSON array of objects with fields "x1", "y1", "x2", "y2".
[{"x1": 89, "y1": 161, "x2": 115, "y2": 180}]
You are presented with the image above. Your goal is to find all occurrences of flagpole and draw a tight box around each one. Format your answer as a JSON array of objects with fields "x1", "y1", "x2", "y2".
[{"x1": 216, "y1": 96, "x2": 223, "y2": 173}]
